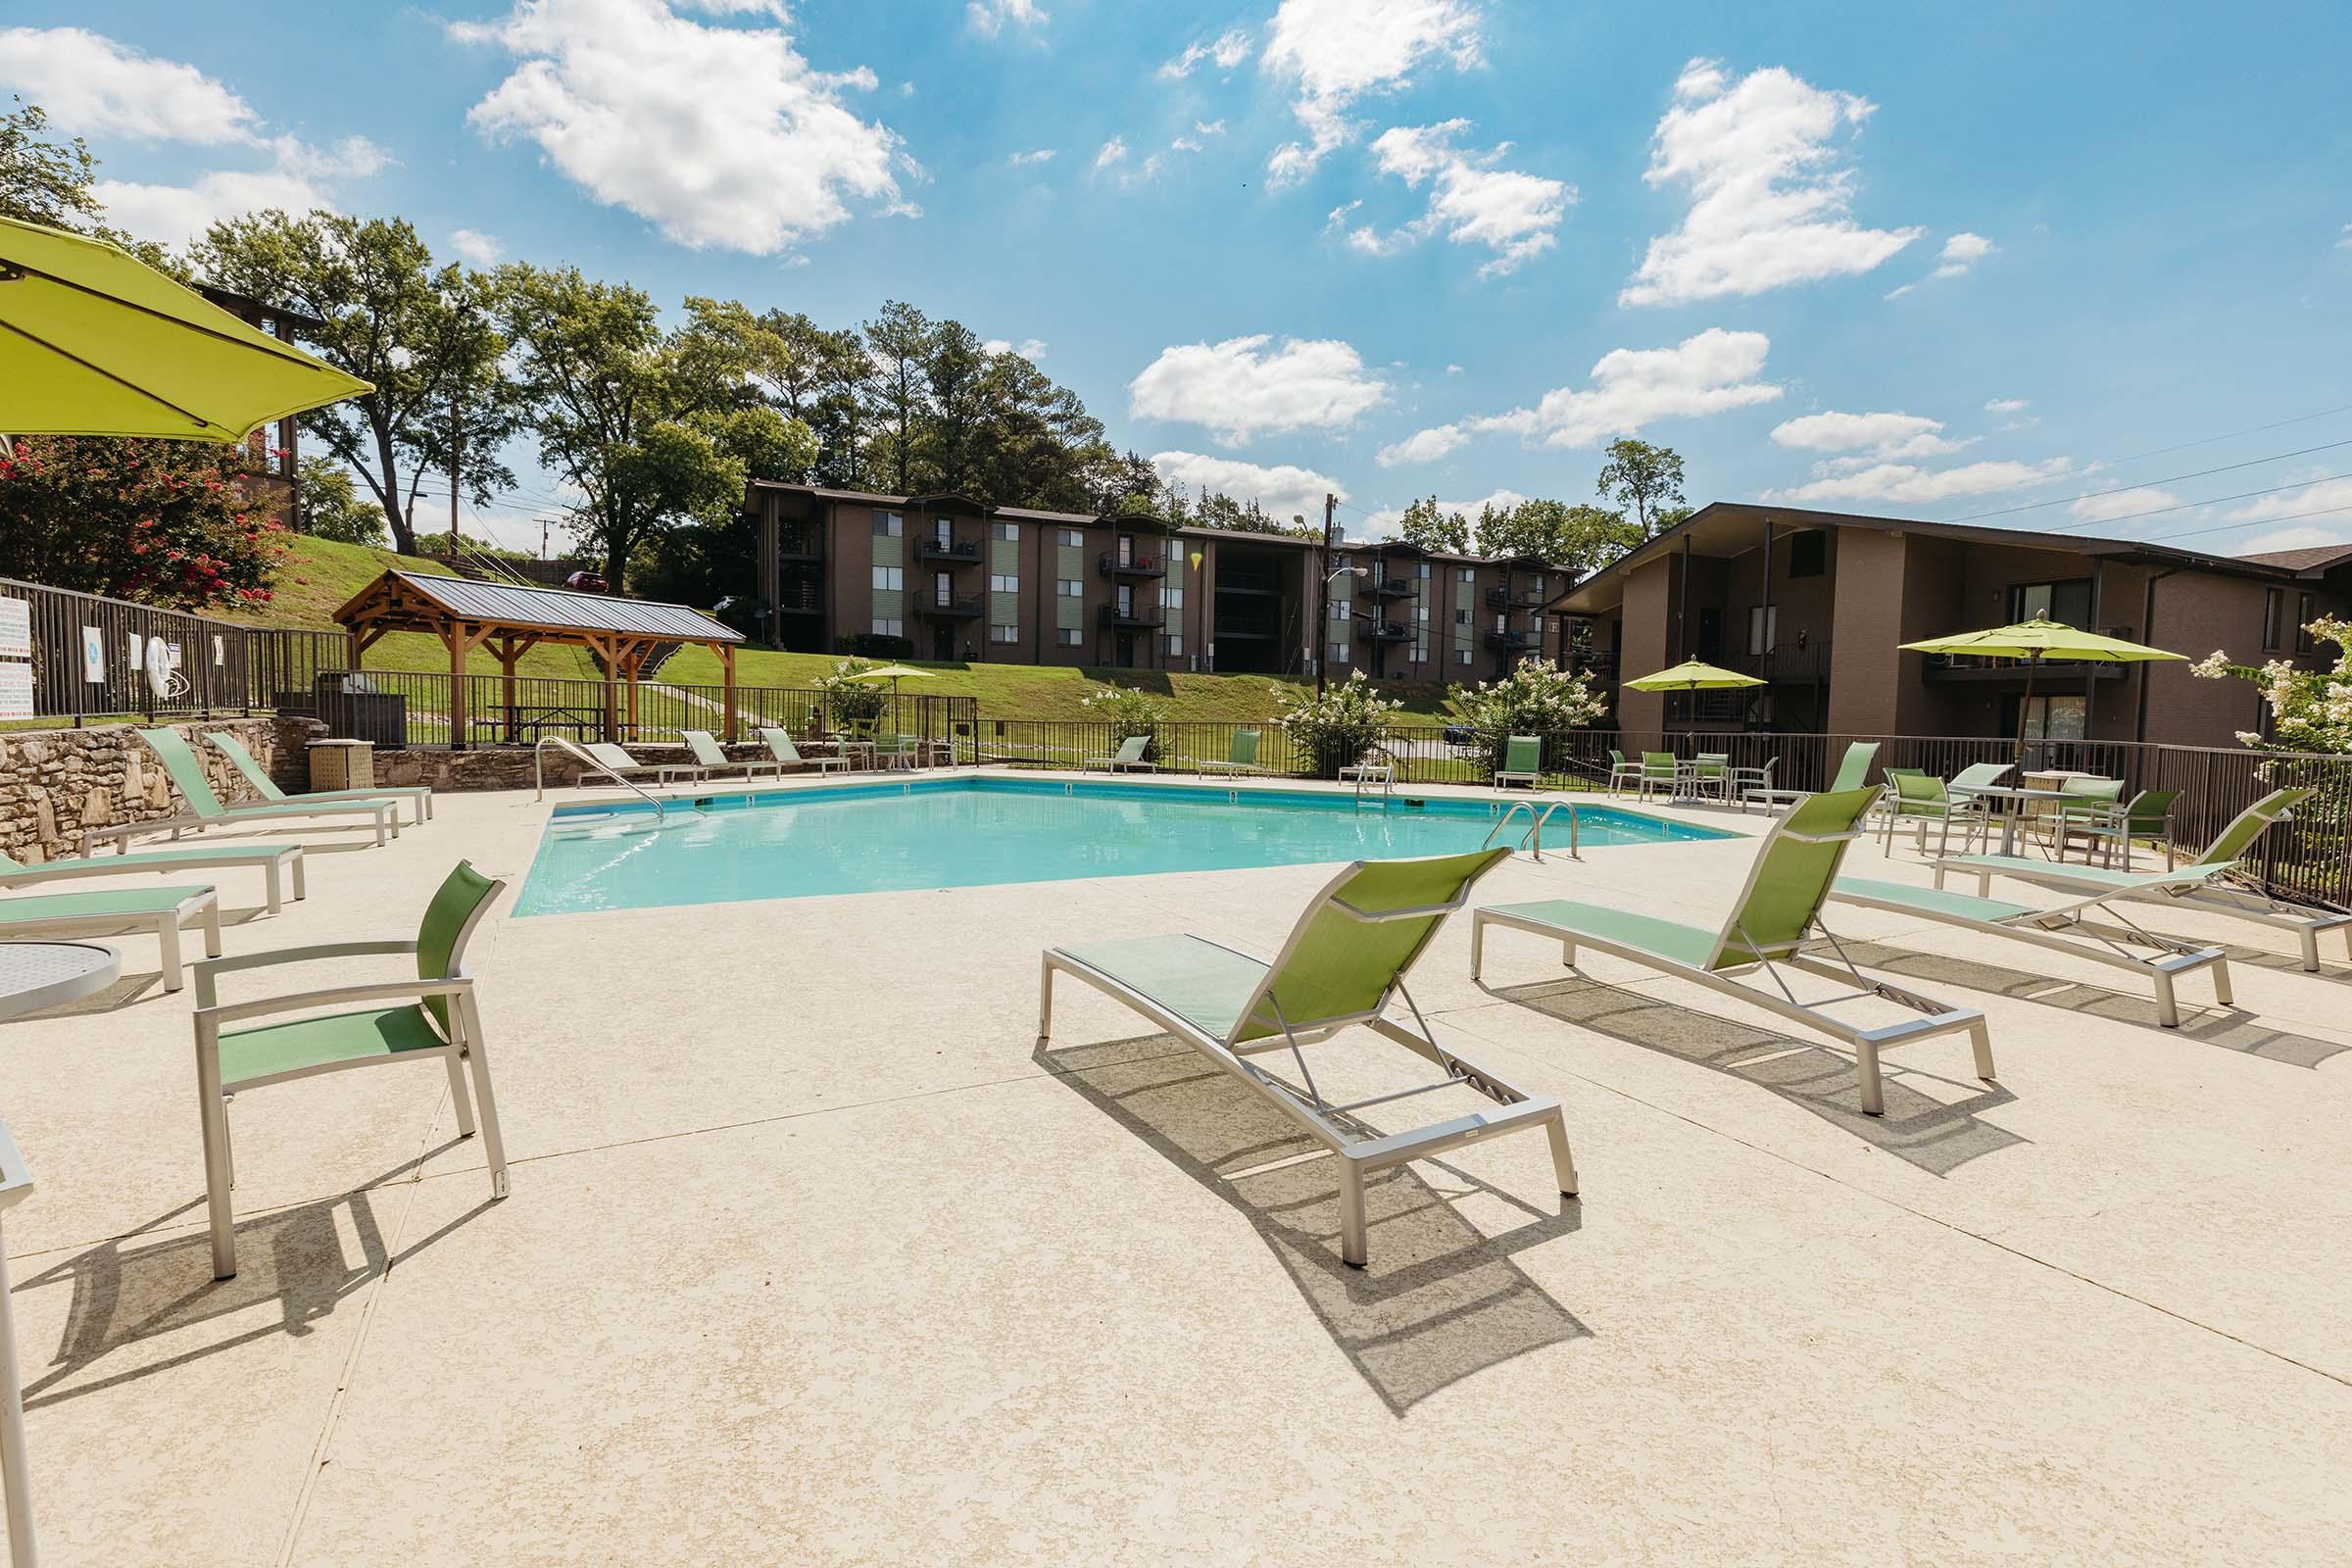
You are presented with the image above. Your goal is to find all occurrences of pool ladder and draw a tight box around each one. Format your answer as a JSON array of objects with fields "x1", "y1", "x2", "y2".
[
  {"x1": 1482, "y1": 799, "x2": 1580, "y2": 860},
  {"x1": 533, "y1": 735, "x2": 665, "y2": 819}
]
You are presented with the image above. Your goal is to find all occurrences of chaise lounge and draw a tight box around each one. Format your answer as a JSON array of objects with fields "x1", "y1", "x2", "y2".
[{"x1": 84, "y1": 729, "x2": 399, "y2": 854}]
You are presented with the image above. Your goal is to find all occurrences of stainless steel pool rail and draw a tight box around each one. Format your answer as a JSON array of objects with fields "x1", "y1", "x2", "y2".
[
  {"x1": 1483, "y1": 799, "x2": 1580, "y2": 860},
  {"x1": 534, "y1": 735, "x2": 666, "y2": 819}
]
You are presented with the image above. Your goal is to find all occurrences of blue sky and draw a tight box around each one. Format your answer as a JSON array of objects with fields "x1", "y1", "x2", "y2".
[{"x1": 5, "y1": 1, "x2": 2350, "y2": 555}]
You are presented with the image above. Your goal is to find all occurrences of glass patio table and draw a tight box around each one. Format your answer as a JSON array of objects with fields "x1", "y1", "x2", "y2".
[{"x1": 1957, "y1": 784, "x2": 2076, "y2": 858}]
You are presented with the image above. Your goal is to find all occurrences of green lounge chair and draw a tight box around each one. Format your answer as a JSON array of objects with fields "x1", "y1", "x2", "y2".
[
  {"x1": 0, "y1": 883, "x2": 220, "y2": 992},
  {"x1": 875, "y1": 734, "x2": 925, "y2": 771},
  {"x1": 84, "y1": 729, "x2": 399, "y2": 854},
  {"x1": 1038, "y1": 848, "x2": 1575, "y2": 1268},
  {"x1": 1472, "y1": 787, "x2": 1992, "y2": 1115},
  {"x1": 1606, "y1": 748, "x2": 1642, "y2": 796},
  {"x1": 1200, "y1": 728, "x2": 1266, "y2": 777},
  {"x1": 1635, "y1": 751, "x2": 1678, "y2": 802},
  {"x1": 191, "y1": 861, "x2": 510, "y2": 1279},
  {"x1": 1830, "y1": 876, "x2": 2230, "y2": 1028},
  {"x1": 682, "y1": 729, "x2": 772, "y2": 779},
  {"x1": 1496, "y1": 734, "x2": 1543, "y2": 789},
  {"x1": 1, "y1": 840, "x2": 304, "y2": 914},
  {"x1": 577, "y1": 742, "x2": 664, "y2": 786},
  {"x1": 1937, "y1": 786, "x2": 2352, "y2": 972},
  {"x1": 2056, "y1": 787, "x2": 2180, "y2": 870},
  {"x1": 1084, "y1": 734, "x2": 1155, "y2": 773},
  {"x1": 757, "y1": 727, "x2": 849, "y2": 775},
  {"x1": 203, "y1": 731, "x2": 431, "y2": 826},
  {"x1": 1747, "y1": 740, "x2": 1880, "y2": 814},
  {"x1": 1945, "y1": 760, "x2": 2015, "y2": 804}
]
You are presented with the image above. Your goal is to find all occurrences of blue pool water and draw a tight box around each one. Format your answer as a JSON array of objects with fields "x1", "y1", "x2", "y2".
[{"x1": 514, "y1": 776, "x2": 1735, "y2": 916}]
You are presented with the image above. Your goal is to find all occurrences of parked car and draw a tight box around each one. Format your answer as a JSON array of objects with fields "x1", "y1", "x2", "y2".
[{"x1": 564, "y1": 569, "x2": 610, "y2": 594}]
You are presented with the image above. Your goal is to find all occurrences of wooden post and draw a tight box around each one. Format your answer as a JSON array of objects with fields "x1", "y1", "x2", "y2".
[
  {"x1": 596, "y1": 634, "x2": 619, "y2": 743},
  {"x1": 445, "y1": 620, "x2": 469, "y2": 751},
  {"x1": 720, "y1": 642, "x2": 738, "y2": 742},
  {"x1": 346, "y1": 626, "x2": 366, "y2": 671},
  {"x1": 622, "y1": 640, "x2": 643, "y2": 738},
  {"x1": 497, "y1": 636, "x2": 520, "y2": 745}
]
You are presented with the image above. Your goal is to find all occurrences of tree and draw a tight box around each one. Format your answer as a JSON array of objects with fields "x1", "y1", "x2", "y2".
[
  {"x1": 1397, "y1": 496, "x2": 1470, "y2": 553},
  {"x1": 497, "y1": 264, "x2": 747, "y2": 588},
  {"x1": 0, "y1": 435, "x2": 288, "y2": 610},
  {"x1": 1, "y1": 99, "x2": 179, "y2": 271},
  {"x1": 861, "y1": 299, "x2": 933, "y2": 495},
  {"x1": 1595, "y1": 438, "x2": 1687, "y2": 537},
  {"x1": 2191, "y1": 620, "x2": 2352, "y2": 754},
  {"x1": 191, "y1": 212, "x2": 516, "y2": 555},
  {"x1": 1473, "y1": 498, "x2": 1642, "y2": 574},
  {"x1": 754, "y1": 310, "x2": 873, "y2": 488},
  {"x1": 290, "y1": 456, "x2": 387, "y2": 545}
]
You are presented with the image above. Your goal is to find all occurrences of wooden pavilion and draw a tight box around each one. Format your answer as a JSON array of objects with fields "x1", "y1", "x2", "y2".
[{"x1": 332, "y1": 570, "x2": 746, "y2": 748}]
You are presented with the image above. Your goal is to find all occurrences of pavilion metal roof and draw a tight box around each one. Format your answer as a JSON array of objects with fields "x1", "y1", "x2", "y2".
[{"x1": 371, "y1": 571, "x2": 743, "y2": 643}]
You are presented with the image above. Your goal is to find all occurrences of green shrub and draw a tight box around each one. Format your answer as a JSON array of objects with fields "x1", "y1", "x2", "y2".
[
  {"x1": 1446, "y1": 658, "x2": 1610, "y2": 781},
  {"x1": 813, "y1": 658, "x2": 888, "y2": 731},
  {"x1": 1273, "y1": 670, "x2": 1403, "y2": 778},
  {"x1": 1080, "y1": 684, "x2": 1163, "y2": 758}
]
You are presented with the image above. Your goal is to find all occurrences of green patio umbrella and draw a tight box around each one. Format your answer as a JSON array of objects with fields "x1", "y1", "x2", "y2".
[
  {"x1": 848, "y1": 661, "x2": 933, "y2": 728},
  {"x1": 0, "y1": 216, "x2": 369, "y2": 442},
  {"x1": 1623, "y1": 659, "x2": 1766, "y2": 693},
  {"x1": 1899, "y1": 617, "x2": 2183, "y2": 760}
]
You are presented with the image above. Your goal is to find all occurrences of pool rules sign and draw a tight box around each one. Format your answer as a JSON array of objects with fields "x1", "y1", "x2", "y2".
[{"x1": 0, "y1": 597, "x2": 30, "y2": 718}]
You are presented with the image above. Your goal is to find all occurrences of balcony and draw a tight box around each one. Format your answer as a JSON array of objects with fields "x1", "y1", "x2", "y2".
[
  {"x1": 1566, "y1": 650, "x2": 1619, "y2": 680},
  {"x1": 1098, "y1": 552, "x2": 1166, "y2": 579},
  {"x1": 914, "y1": 538, "x2": 982, "y2": 564},
  {"x1": 1485, "y1": 585, "x2": 1549, "y2": 611},
  {"x1": 1371, "y1": 575, "x2": 1417, "y2": 599},
  {"x1": 1098, "y1": 603, "x2": 1165, "y2": 629},
  {"x1": 1483, "y1": 628, "x2": 1530, "y2": 653},
  {"x1": 1923, "y1": 653, "x2": 2123, "y2": 683},
  {"x1": 775, "y1": 530, "x2": 823, "y2": 562},
  {"x1": 1363, "y1": 621, "x2": 1410, "y2": 644},
  {"x1": 919, "y1": 594, "x2": 984, "y2": 619},
  {"x1": 775, "y1": 587, "x2": 821, "y2": 616}
]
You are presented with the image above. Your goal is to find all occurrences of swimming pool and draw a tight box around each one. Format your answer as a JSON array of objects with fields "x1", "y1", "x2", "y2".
[{"x1": 514, "y1": 776, "x2": 1737, "y2": 915}]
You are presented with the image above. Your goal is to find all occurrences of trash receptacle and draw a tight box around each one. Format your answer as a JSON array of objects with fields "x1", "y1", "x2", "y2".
[{"x1": 309, "y1": 738, "x2": 374, "y2": 792}]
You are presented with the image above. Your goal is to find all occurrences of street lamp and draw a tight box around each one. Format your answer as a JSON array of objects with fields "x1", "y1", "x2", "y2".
[{"x1": 1317, "y1": 564, "x2": 1366, "y2": 696}]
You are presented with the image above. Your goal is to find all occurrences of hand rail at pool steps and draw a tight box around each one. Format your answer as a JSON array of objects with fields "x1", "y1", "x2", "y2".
[
  {"x1": 1483, "y1": 799, "x2": 1580, "y2": 861},
  {"x1": 535, "y1": 735, "x2": 667, "y2": 819}
]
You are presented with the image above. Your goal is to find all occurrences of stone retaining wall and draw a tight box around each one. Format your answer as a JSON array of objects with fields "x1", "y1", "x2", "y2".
[{"x1": 0, "y1": 715, "x2": 321, "y2": 863}]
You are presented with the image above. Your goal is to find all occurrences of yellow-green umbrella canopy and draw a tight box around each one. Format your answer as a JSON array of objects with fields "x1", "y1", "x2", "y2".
[
  {"x1": 0, "y1": 216, "x2": 370, "y2": 442},
  {"x1": 1624, "y1": 659, "x2": 1765, "y2": 691},
  {"x1": 847, "y1": 663, "x2": 932, "y2": 683},
  {"x1": 1899, "y1": 617, "x2": 2183, "y2": 758}
]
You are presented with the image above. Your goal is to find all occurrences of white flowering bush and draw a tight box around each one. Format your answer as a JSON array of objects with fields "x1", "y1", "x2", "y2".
[
  {"x1": 1273, "y1": 670, "x2": 1404, "y2": 778},
  {"x1": 814, "y1": 658, "x2": 887, "y2": 731},
  {"x1": 1080, "y1": 684, "x2": 1164, "y2": 757},
  {"x1": 2190, "y1": 616, "x2": 2352, "y2": 754},
  {"x1": 1446, "y1": 658, "x2": 1612, "y2": 781}
]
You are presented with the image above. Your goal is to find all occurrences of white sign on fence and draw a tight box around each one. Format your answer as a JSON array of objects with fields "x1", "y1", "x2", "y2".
[
  {"x1": 126, "y1": 632, "x2": 143, "y2": 673},
  {"x1": 0, "y1": 662, "x2": 31, "y2": 720},
  {"x1": 81, "y1": 626, "x2": 105, "y2": 683},
  {"x1": 0, "y1": 597, "x2": 28, "y2": 660}
]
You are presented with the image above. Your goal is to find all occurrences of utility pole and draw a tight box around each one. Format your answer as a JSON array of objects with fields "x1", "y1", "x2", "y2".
[
  {"x1": 1315, "y1": 492, "x2": 1337, "y2": 696},
  {"x1": 448, "y1": 393, "x2": 462, "y2": 555}
]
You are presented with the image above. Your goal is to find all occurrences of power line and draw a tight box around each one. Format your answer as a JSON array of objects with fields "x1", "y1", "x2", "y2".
[
  {"x1": 1998, "y1": 475, "x2": 2345, "y2": 530},
  {"x1": 2097, "y1": 402, "x2": 2352, "y2": 468},
  {"x1": 2132, "y1": 502, "x2": 2352, "y2": 548},
  {"x1": 1948, "y1": 436, "x2": 2352, "y2": 522}
]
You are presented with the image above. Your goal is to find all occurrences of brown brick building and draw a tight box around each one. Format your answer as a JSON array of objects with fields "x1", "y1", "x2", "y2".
[
  {"x1": 1554, "y1": 503, "x2": 2352, "y2": 749},
  {"x1": 747, "y1": 481, "x2": 1566, "y2": 681}
]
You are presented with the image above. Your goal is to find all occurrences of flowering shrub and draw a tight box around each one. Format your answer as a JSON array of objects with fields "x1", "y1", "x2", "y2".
[
  {"x1": 1080, "y1": 684, "x2": 1163, "y2": 758},
  {"x1": 1273, "y1": 669, "x2": 1403, "y2": 778},
  {"x1": 813, "y1": 658, "x2": 887, "y2": 731},
  {"x1": 1446, "y1": 658, "x2": 1612, "y2": 781},
  {"x1": 2190, "y1": 618, "x2": 2352, "y2": 755},
  {"x1": 0, "y1": 435, "x2": 287, "y2": 612}
]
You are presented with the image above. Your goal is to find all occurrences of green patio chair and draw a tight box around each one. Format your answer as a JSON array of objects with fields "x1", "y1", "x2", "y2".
[
  {"x1": 1496, "y1": 734, "x2": 1543, "y2": 789},
  {"x1": 2043, "y1": 775, "x2": 2124, "y2": 852},
  {"x1": 203, "y1": 731, "x2": 431, "y2": 826},
  {"x1": 1880, "y1": 770, "x2": 1987, "y2": 856},
  {"x1": 1473, "y1": 786, "x2": 1992, "y2": 1115},
  {"x1": 1748, "y1": 740, "x2": 1879, "y2": 816},
  {"x1": 1938, "y1": 786, "x2": 2352, "y2": 972},
  {"x1": 2056, "y1": 788, "x2": 2180, "y2": 870},
  {"x1": 874, "y1": 733, "x2": 925, "y2": 771},
  {"x1": 1687, "y1": 752, "x2": 1732, "y2": 805},
  {"x1": 1200, "y1": 729, "x2": 1266, "y2": 777},
  {"x1": 1083, "y1": 734, "x2": 1155, "y2": 773},
  {"x1": 191, "y1": 860, "x2": 511, "y2": 1279},
  {"x1": 1039, "y1": 848, "x2": 1574, "y2": 1268},
  {"x1": 1606, "y1": 748, "x2": 1642, "y2": 796},
  {"x1": 0, "y1": 883, "x2": 221, "y2": 993},
  {"x1": 2, "y1": 839, "x2": 305, "y2": 914},
  {"x1": 1636, "y1": 751, "x2": 1678, "y2": 803},
  {"x1": 757, "y1": 726, "x2": 849, "y2": 775},
  {"x1": 83, "y1": 729, "x2": 399, "y2": 854},
  {"x1": 578, "y1": 742, "x2": 664, "y2": 787}
]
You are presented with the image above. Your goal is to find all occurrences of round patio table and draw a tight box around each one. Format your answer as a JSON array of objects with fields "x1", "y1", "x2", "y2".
[
  {"x1": 1959, "y1": 784, "x2": 2076, "y2": 858},
  {"x1": 0, "y1": 940, "x2": 118, "y2": 1568}
]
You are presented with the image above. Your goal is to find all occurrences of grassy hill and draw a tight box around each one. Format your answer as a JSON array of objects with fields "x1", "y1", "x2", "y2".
[{"x1": 241, "y1": 535, "x2": 1455, "y2": 722}]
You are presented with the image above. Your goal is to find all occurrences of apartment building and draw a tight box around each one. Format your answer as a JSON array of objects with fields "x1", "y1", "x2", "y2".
[
  {"x1": 1553, "y1": 502, "x2": 2352, "y2": 749},
  {"x1": 746, "y1": 481, "x2": 1567, "y2": 681}
]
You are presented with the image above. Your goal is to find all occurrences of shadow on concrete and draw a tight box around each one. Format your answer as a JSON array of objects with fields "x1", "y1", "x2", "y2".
[
  {"x1": 1492, "y1": 975, "x2": 2024, "y2": 1177},
  {"x1": 1035, "y1": 1034, "x2": 1587, "y2": 1416},
  {"x1": 1836, "y1": 938, "x2": 2351, "y2": 1069}
]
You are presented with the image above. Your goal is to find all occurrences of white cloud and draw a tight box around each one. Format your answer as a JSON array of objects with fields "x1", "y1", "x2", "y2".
[
  {"x1": 93, "y1": 135, "x2": 392, "y2": 249},
  {"x1": 2067, "y1": 487, "x2": 2179, "y2": 523},
  {"x1": 1094, "y1": 136, "x2": 1129, "y2": 170},
  {"x1": 1984, "y1": 397, "x2": 2030, "y2": 415},
  {"x1": 0, "y1": 25, "x2": 258, "y2": 144},
  {"x1": 1129, "y1": 334, "x2": 1389, "y2": 444},
  {"x1": 452, "y1": 0, "x2": 906, "y2": 257},
  {"x1": 1415, "y1": 327, "x2": 1782, "y2": 457},
  {"x1": 1445, "y1": 363, "x2": 1463, "y2": 375},
  {"x1": 2335, "y1": 222, "x2": 2351, "y2": 251},
  {"x1": 2241, "y1": 526, "x2": 2349, "y2": 556},
  {"x1": 1770, "y1": 410, "x2": 1963, "y2": 461},
  {"x1": 449, "y1": 227, "x2": 506, "y2": 267},
  {"x1": 967, "y1": 0, "x2": 1046, "y2": 37},
  {"x1": 982, "y1": 337, "x2": 1049, "y2": 361},
  {"x1": 1621, "y1": 58, "x2": 1921, "y2": 307},
  {"x1": 1158, "y1": 27, "x2": 1252, "y2": 79},
  {"x1": 1767, "y1": 457, "x2": 2073, "y2": 506},
  {"x1": 1360, "y1": 487, "x2": 1528, "y2": 539},
  {"x1": 1195, "y1": 119, "x2": 1227, "y2": 137},
  {"x1": 1260, "y1": 0, "x2": 1486, "y2": 185},
  {"x1": 1932, "y1": 230, "x2": 1995, "y2": 277},
  {"x1": 1375, "y1": 424, "x2": 1469, "y2": 466},
  {"x1": 1008, "y1": 148, "x2": 1056, "y2": 167},
  {"x1": 1152, "y1": 450, "x2": 1346, "y2": 520},
  {"x1": 1348, "y1": 120, "x2": 1572, "y2": 276},
  {"x1": 2226, "y1": 477, "x2": 2352, "y2": 524}
]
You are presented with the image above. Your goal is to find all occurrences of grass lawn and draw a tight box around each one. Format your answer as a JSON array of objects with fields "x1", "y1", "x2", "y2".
[{"x1": 227, "y1": 535, "x2": 1458, "y2": 722}]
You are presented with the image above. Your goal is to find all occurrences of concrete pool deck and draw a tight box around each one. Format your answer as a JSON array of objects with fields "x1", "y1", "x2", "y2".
[{"x1": 3, "y1": 768, "x2": 2349, "y2": 1563}]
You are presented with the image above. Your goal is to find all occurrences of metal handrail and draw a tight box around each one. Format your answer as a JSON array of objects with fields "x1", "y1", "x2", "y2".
[
  {"x1": 1483, "y1": 799, "x2": 1581, "y2": 860},
  {"x1": 534, "y1": 734, "x2": 665, "y2": 817}
]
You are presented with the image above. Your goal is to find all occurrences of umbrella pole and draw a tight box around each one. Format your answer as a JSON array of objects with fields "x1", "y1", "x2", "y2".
[{"x1": 2014, "y1": 652, "x2": 2040, "y2": 765}]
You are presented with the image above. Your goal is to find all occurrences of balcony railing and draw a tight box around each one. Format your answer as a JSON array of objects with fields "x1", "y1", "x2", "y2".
[
  {"x1": 1097, "y1": 603, "x2": 1165, "y2": 629},
  {"x1": 1372, "y1": 576, "x2": 1417, "y2": 598},
  {"x1": 1566, "y1": 650, "x2": 1619, "y2": 680},
  {"x1": 1485, "y1": 586, "x2": 1548, "y2": 610},
  {"x1": 775, "y1": 587, "x2": 821, "y2": 615},
  {"x1": 775, "y1": 530, "x2": 822, "y2": 561},
  {"x1": 914, "y1": 538, "x2": 982, "y2": 564},
  {"x1": 1364, "y1": 621, "x2": 1410, "y2": 643},
  {"x1": 919, "y1": 594, "x2": 984, "y2": 619},
  {"x1": 1482, "y1": 628, "x2": 1530, "y2": 652},
  {"x1": 1098, "y1": 552, "x2": 1165, "y2": 578}
]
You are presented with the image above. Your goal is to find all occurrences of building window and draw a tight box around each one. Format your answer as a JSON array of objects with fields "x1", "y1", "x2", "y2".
[
  {"x1": 873, "y1": 513, "x2": 903, "y2": 537},
  {"x1": 2262, "y1": 588, "x2": 2284, "y2": 650},
  {"x1": 1057, "y1": 578, "x2": 1082, "y2": 597},
  {"x1": 1162, "y1": 584, "x2": 1183, "y2": 611},
  {"x1": 1329, "y1": 642, "x2": 1350, "y2": 664},
  {"x1": 1458, "y1": 567, "x2": 1475, "y2": 585},
  {"x1": 1058, "y1": 528, "x2": 1083, "y2": 547},
  {"x1": 991, "y1": 521, "x2": 1018, "y2": 541},
  {"x1": 1786, "y1": 529, "x2": 1825, "y2": 577},
  {"x1": 871, "y1": 565, "x2": 903, "y2": 590},
  {"x1": 1457, "y1": 647, "x2": 1472, "y2": 664},
  {"x1": 1055, "y1": 627, "x2": 1081, "y2": 647},
  {"x1": 1330, "y1": 601, "x2": 1350, "y2": 623},
  {"x1": 932, "y1": 571, "x2": 952, "y2": 606},
  {"x1": 2297, "y1": 593, "x2": 2317, "y2": 654},
  {"x1": 1747, "y1": 604, "x2": 1779, "y2": 655},
  {"x1": 1163, "y1": 633, "x2": 1183, "y2": 657},
  {"x1": 2008, "y1": 693, "x2": 2086, "y2": 742},
  {"x1": 870, "y1": 617, "x2": 903, "y2": 638},
  {"x1": 990, "y1": 623, "x2": 1018, "y2": 644},
  {"x1": 1455, "y1": 608, "x2": 1471, "y2": 626},
  {"x1": 989, "y1": 573, "x2": 1019, "y2": 593},
  {"x1": 2007, "y1": 579, "x2": 2093, "y2": 628}
]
